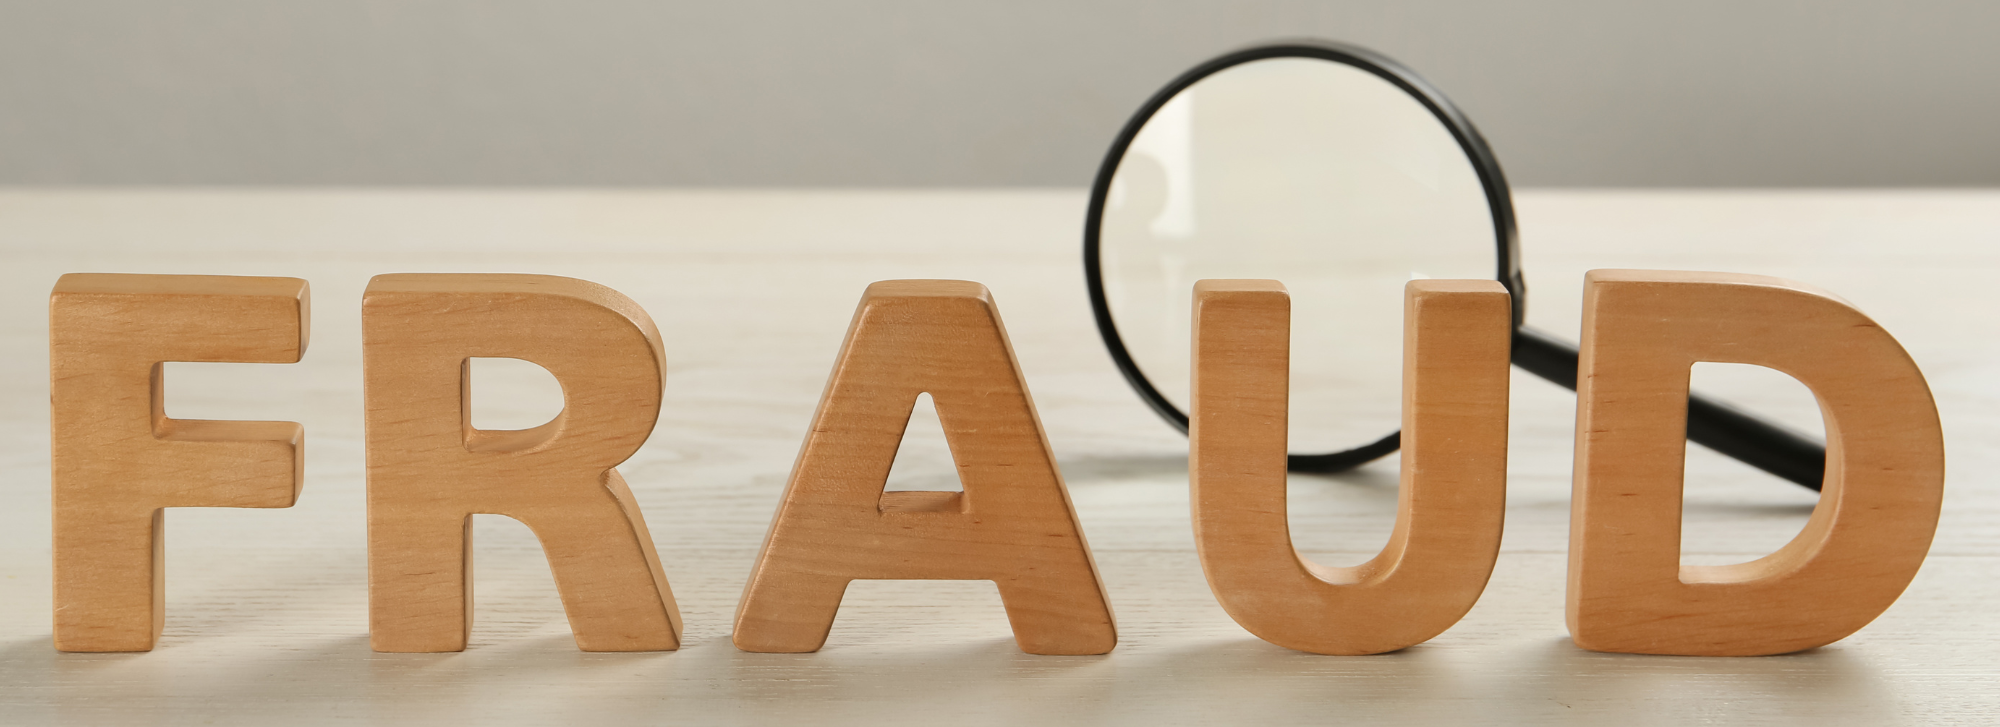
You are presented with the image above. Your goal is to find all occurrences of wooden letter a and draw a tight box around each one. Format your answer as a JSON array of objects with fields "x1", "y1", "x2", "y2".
[
  {"x1": 1190, "y1": 279, "x2": 1511, "y2": 654},
  {"x1": 733, "y1": 280, "x2": 1116, "y2": 655},
  {"x1": 364, "y1": 274, "x2": 680, "y2": 653},
  {"x1": 1570, "y1": 270, "x2": 1944, "y2": 655},
  {"x1": 51, "y1": 274, "x2": 308, "y2": 652}
]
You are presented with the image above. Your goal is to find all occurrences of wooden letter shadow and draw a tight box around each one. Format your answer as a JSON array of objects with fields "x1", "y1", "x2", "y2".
[
  {"x1": 1569, "y1": 270, "x2": 1944, "y2": 655},
  {"x1": 1190, "y1": 279, "x2": 1511, "y2": 655},
  {"x1": 364, "y1": 274, "x2": 680, "y2": 653},
  {"x1": 51, "y1": 273, "x2": 309, "y2": 652},
  {"x1": 733, "y1": 280, "x2": 1116, "y2": 655}
]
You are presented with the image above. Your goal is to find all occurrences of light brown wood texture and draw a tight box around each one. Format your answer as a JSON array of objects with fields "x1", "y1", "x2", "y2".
[
  {"x1": 2, "y1": 190, "x2": 1997, "y2": 724},
  {"x1": 733, "y1": 280, "x2": 1116, "y2": 655},
  {"x1": 1189, "y1": 279, "x2": 1511, "y2": 655},
  {"x1": 362, "y1": 273, "x2": 681, "y2": 653},
  {"x1": 49, "y1": 273, "x2": 309, "y2": 652},
  {"x1": 1569, "y1": 269, "x2": 1946, "y2": 656}
]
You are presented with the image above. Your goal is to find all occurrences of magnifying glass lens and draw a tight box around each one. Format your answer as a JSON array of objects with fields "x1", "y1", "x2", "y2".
[{"x1": 1100, "y1": 57, "x2": 1499, "y2": 454}]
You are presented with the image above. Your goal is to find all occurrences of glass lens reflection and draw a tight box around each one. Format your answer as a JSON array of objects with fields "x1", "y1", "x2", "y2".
[{"x1": 1101, "y1": 57, "x2": 1498, "y2": 454}]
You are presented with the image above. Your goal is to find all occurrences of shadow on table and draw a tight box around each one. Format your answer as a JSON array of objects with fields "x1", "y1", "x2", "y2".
[
  {"x1": 705, "y1": 636, "x2": 1117, "y2": 723},
  {"x1": 1, "y1": 634, "x2": 386, "y2": 724},
  {"x1": 1084, "y1": 634, "x2": 1901, "y2": 725},
  {"x1": 0, "y1": 626, "x2": 1909, "y2": 726},
  {"x1": 1103, "y1": 637, "x2": 1470, "y2": 723},
  {"x1": 1681, "y1": 499, "x2": 1819, "y2": 518},
  {"x1": 355, "y1": 633, "x2": 1116, "y2": 724},
  {"x1": 1057, "y1": 452, "x2": 1404, "y2": 489},
  {"x1": 1478, "y1": 637, "x2": 1901, "y2": 725},
  {"x1": 1056, "y1": 454, "x2": 1186, "y2": 484}
]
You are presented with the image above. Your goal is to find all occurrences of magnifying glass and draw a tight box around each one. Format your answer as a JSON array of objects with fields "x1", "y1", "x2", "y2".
[{"x1": 1083, "y1": 40, "x2": 1827, "y2": 490}]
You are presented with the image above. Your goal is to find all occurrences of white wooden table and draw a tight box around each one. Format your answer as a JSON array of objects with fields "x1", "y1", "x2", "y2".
[{"x1": 0, "y1": 189, "x2": 1994, "y2": 724}]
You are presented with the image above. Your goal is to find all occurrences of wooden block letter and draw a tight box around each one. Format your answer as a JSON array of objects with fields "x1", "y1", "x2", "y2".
[
  {"x1": 732, "y1": 280, "x2": 1116, "y2": 655},
  {"x1": 1189, "y1": 279, "x2": 1511, "y2": 655},
  {"x1": 363, "y1": 274, "x2": 680, "y2": 653},
  {"x1": 51, "y1": 274, "x2": 309, "y2": 652},
  {"x1": 1569, "y1": 270, "x2": 1944, "y2": 655}
]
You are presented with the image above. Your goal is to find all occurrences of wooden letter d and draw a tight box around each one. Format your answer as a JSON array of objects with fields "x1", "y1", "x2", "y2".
[{"x1": 1569, "y1": 270, "x2": 1945, "y2": 655}]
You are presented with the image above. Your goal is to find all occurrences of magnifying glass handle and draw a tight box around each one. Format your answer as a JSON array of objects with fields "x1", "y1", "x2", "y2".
[{"x1": 1512, "y1": 326, "x2": 1827, "y2": 491}]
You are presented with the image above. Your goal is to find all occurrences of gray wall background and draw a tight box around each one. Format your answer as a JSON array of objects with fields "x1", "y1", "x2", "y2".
[{"x1": 1, "y1": 0, "x2": 1996, "y2": 187}]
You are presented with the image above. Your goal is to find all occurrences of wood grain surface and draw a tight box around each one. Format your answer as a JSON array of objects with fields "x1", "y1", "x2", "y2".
[
  {"x1": 362, "y1": 274, "x2": 681, "y2": 653},
  {"x1": 50, "y1": 274, "x2": 309, "y2": 652},
  {"x1": 0, "y1": 189, "x2": 1995, "y2": 725},
  {"x1": 1189, "y1": 279, "x2": 1510, "y2": 655},
  {"x1": 1569, "y1": 270, "x2": 1944, "y2": 655},
  {"x1": 734, "y1": 280, "x2": 1114, "y2": 655}
]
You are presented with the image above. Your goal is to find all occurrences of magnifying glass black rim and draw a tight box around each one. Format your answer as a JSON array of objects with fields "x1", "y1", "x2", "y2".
[{"x1": 1082, "y1": 38, "x2": 1525, "y2": 473}]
